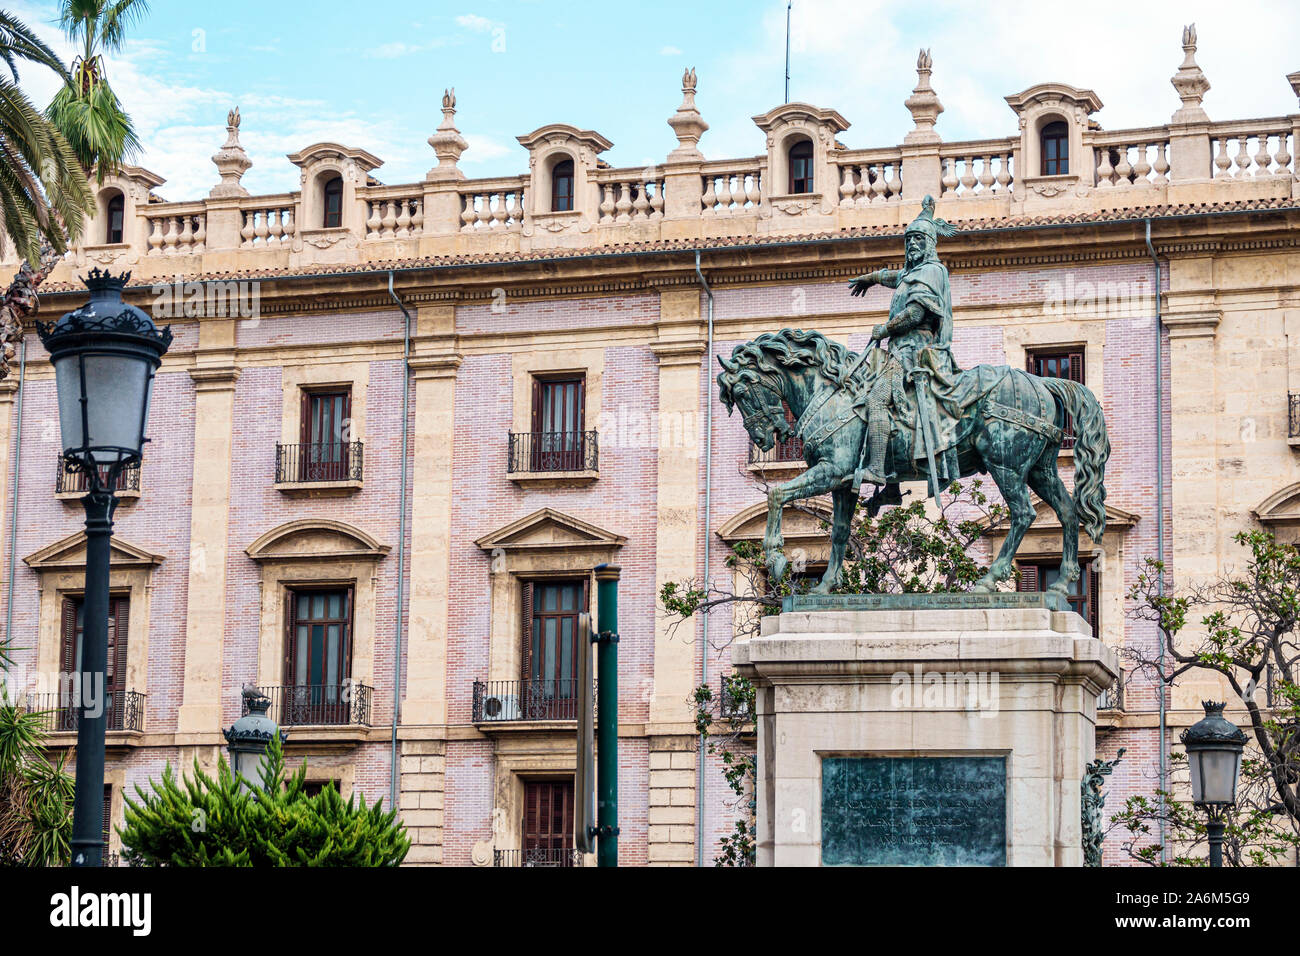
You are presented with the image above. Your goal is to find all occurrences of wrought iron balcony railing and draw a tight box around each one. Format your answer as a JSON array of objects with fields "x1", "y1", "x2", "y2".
[
  {"x1": 719, "y1": 679, "x2": 753, "y2": 720},
  {"x1": 23, "y1": 689, "x2": 145, "y2": 733},
  {"x1": 748, "y1": 436, "x2": 805, "y2": 465},
  {"x1": 472, "y1": 679, "x2": 590, "y2": 722},
  {"x1": 507, "y1": 430, "x2": 598, "y2": 474},
  {"x1": 493, "y1": 848, "x2": 582, "y2": 867},
  {"x1": 56, "y1": 460, "x2": 141, "y2": 495},
  {"x1": 243, "y1": 682, "x2": 373, "y2": 727},
  {"x1": 1098, "y1": 669, "x2": 1124, "y2": 711},
  {"x1": 1291, "y1": 393, "x2": 1300, "y2": 440},
  {"x1": 275, "y1": 441, "x2": 364, "y2": 483}
]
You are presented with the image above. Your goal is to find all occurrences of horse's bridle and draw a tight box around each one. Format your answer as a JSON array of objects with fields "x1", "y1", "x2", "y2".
[{"x1": 733, "y1": 377, "x2": 791, "y2": 440}]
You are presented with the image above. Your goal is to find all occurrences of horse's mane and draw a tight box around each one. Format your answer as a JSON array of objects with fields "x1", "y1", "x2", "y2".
[{"x1": 717, "y1": 329, "x2": 856, "y2": 410}]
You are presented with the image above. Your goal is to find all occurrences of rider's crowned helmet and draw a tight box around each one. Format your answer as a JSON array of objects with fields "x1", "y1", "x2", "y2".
[{"x1": 903, "y1": 194, "x2": 957, "y2": 244}]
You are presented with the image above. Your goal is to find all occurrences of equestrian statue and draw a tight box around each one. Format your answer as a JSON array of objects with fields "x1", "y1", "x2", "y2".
[{"x1": 716, "y1": 195, "x2": 1110, "y2": 601}]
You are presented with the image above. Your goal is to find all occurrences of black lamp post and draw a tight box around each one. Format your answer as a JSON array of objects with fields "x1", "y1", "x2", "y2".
[
  {"x1": 36, "y1": 269, "x2": 171, "y2": 867},
  {"x1": 1181, "y1": 700, "x2": 1248, "y2": 868}
]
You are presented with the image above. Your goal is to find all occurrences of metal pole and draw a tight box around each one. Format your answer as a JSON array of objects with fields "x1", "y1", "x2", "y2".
[
  {"x1": 594, "y1": 564, "x2": 620, "y2": 867},
  {"x1": 69, "y1": 482, "x2": 116, "y2": 867},
  {"x1": 1207, "y1": 813, "x2": 1224, "y2": 868},
  {"x1": 784, "y1": 1, "x2": 792, "y2": 103},
  {"x1": 1145, "y1": 218, "x2": 1168, "y2": 864}
]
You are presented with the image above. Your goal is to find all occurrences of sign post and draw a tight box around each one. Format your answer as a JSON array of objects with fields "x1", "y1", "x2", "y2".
[
  {"x1": 593, "y1": 564, "x2": 620, "y2": 867},
  {"x1": 574, "y1": 611, "x2": 596, "y2": 856}
]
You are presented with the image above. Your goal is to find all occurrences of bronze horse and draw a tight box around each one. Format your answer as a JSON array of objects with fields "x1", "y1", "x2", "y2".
[{"x1": 717, "y1": 329, "x2": 1110, "y2": 598}]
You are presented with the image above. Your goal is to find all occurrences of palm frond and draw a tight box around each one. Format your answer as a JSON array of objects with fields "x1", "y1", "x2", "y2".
[{"x1": 0, "y1": 10, "x2": 72, "y2": 84}]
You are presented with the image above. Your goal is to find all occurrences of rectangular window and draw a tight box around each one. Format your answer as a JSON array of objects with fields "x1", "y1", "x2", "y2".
[
  {"x1": 530, "y1": 376, "x2": 586, "y2": 472},
  {"x1": 284, "y1": 586, "x2": 353, "y2": 724},
  {"x1": 60, "y1": 594, "x2": 129, "y2": 730},
  {"x1": 521, "y1": 579, "x2": 587, "y2": 718},
  {"x1": 1017, "y1": 559, "x2": 1099, "y2": 637},
  {"x1": 299, "y1": 388, "x2": 352, "y2": 481},
  {"x1": 523, "y1": 779, "x2": 576, "y2": 865},
  {"x1": 1028, "y1": 348, "x2": 1084, "y2": 448}
]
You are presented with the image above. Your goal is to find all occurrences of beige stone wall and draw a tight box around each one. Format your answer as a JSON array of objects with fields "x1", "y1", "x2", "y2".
[
  {"x1": 399, "y1": 739, "x2": 445, "y2": 865},
  {"x1": 647, "y1": 734, "x2": 697, "y2": 865}
]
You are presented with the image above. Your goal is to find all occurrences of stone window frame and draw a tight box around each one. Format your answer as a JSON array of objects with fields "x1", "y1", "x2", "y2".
[
  {"x1": 510, "y1": 347, "x2": 603, "y2": 483},
  {"x1": 276, "y1": 361, "x2": 368, "y2": 493},
  {"x1": 245, "y1": 519, "x2": 390, "y2": 698},
  {"x1": 474, "y1": 508, "x2": 624, "y2": 688},
  {"x1": 23, "y1": 533, "x2": 163, "y2": 734}
]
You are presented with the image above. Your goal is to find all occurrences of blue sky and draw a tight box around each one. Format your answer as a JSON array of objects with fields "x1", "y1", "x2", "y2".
[{"x1": 10, "y1": 0, "x2": 1300, "y2": 200}]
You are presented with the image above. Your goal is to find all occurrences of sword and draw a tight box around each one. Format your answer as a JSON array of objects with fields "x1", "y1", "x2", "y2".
[{"x1": 910, "y1": 367, "x2": 945, "y2": 503}]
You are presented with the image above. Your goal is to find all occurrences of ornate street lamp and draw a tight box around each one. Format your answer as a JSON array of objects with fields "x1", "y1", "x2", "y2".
[
  {"x1": 224, "y1": 686, "x2": 287, "y2": 790},
  {"x1": 36, "y1": 269, "x2": 171, "y2": 867},
  {"x1": 1181, "y1": 700, "x2": 1248, "y2": 868}
]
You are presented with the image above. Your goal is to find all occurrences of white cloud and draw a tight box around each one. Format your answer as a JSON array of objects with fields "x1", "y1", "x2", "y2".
[
  {"x1": 456, "y1": 14, "x2": 499, "y2": 32},
  {"x1": 660, "y1": 45, "x2": 683, "y2": 56}
]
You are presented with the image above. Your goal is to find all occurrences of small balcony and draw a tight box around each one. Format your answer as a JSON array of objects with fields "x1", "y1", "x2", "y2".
[
  {"x1": 274, "y1": 441, "x2": 363, "y2": 495},
  {"x1": 493, "y1": 848, "x2": 583, "y2": 867},
  {"x1": 718, "y1": 679, "x2": 753, "y2": 720},
  {"x1": 507, "y1": 430, "x2": 598, "y2": 484},
  {"x1": 1099, "y1": 669, "x2": 1124, "y2": 712},
  {"x1": 55, "y1": 460, "x2": 141, "y2": 501},
  {"x1": 472, "y1": 678, "x2": 589, "y2": 725},
  {"x1": 1290, "y1": 393, "x2": 1300, "y2": 446},
  {"x1": 244, "y1": 682, "x2": 373, "y2": 728},
  {"x1": 23, "y1": 689, "x2": 145, "y2": 735},
  {"x1": 747, "y1": 436, "x2": 805, "y2": 476}
]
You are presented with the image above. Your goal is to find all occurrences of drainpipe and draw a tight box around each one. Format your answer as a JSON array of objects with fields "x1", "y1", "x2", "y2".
[
  {"x1": 694, "y1": 250, "x2": 714, "y2": 867},
  {"x1": 387, "y1": 271, "x2": 413, "y2": 808},
  {"x1": 1144, "y1": 218, "x2": 1168, "y2": 864},
  {"x1": 3, "y1": 338, "x2": 26, "y2": 661}
]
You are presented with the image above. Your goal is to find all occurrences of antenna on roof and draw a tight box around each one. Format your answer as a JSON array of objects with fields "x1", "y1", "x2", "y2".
[{"x1": 784, "y1": 1, "x2": 793, "y2": 103}]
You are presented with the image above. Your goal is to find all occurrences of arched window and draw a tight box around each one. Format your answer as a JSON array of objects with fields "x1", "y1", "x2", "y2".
[
  {"x1": 105, "y1": 192, "x2": 125, "y2": 244},
  {"x1": 551, "y1": 159, "x2": 575, "y2": 212},
  {"x1": 322, "y1": 176, "x2": 344, "y2": 228},
  {"x1": 789, "y1": 140, "x2": 814, "y2": 194},
  {"x1": 1040, "y1": 121, "x2": 1069, "y2": 176}
]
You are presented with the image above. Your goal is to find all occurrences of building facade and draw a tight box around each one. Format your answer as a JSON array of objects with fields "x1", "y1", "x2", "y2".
[{"x1": 2, "y1": 33, "x2": 1300, "y2": 865}]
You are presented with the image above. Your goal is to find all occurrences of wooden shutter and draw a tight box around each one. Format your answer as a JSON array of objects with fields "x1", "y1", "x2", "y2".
[
  {"x1": 575, "y1": 378, "x2": 586, "y2": 432},
  {"x1": 60, "y1": 598, "x2": 77, "y2": 675},
  {"x1": 1089, "y1": 566, "x2": 1100, "y2": 639},
  {"x1": 530, "y1": 378, "x2": 543, "y2": 434},
  {"x1": 342, "y1": 586, "x2": 354, "y2": 679},
  {"x1": 520, "y1": 581, "x2": 534, "y2": 683},
  {"x1": 102, "y1": 785, "x2": 113, "y2": 847},
  {"x1": 1016, "y1": 563, "x2": 1039, "y2": 592},
  {"x1": 283, "y1": 589, "x2": 298, "y2": 685},
  {"x1": 1067, "y1": 350, "x2": 1085, "y2": 384}
]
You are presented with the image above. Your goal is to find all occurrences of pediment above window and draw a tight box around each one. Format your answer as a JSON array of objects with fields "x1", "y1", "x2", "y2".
[
  {"x1": 475, "y1": 508, "x2": 626, "y2": 555},
  {"x1": 1252, "y1": 483, "x2": 1300, "y2": 527},
  {"x1": 245, "y1": 519, "x2": 390, "y2": 563},
  {"x1": 24, "y1": 533, "x2": 165, "y2": 572},
  {"x1": 979, "y1": 499, "x2": 1140, "y2": 537},
  {"x1": 717, "y1": 500, "x2": 834, "y2": 549}
]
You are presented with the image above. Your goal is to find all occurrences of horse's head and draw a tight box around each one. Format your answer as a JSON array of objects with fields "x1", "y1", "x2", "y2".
[{"x1": 717, "y1": 352, "x2": 793, "y2": 452}]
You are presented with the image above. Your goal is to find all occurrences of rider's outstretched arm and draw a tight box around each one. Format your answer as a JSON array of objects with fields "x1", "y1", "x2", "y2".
[{"x1": 873, "y1": 269, "x2": 902, "y2": 289}]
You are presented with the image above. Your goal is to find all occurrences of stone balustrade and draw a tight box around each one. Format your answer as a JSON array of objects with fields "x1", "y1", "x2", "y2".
[{"x1": 7, "y1": 35, "x2": 1299, "y2": 280}]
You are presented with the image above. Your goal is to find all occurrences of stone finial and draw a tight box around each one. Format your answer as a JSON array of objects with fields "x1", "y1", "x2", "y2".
[
  {"x1": 667, "y1": 66, "x2": 709, "y2": 161},
  {"x1": 210, "y1": 105, "x2": 252, "y2": 198},
  {"x1": 904, "y1": 47, "x2": 944, "y2": 145},
  {"x1": 427, "y1": 86, "x2": 468, "y2": 181},
  {"x1": 1170, "y1": 23, "x2": 1210, "y2": 124}
]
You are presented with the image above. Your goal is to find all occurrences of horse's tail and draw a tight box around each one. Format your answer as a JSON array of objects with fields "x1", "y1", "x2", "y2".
[{"x1": 1040, "y1": 377, "x2": 1110, "y2": 542}]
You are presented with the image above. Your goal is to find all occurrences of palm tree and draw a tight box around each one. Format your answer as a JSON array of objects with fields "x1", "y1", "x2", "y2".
[
  {"x1": 0, "y1": 691, "x2": 76, "y2": 866},
  {"x1": 45, "y1": 0, "x2": 150, "y2": 182},
  {"x1": 0, "y1": 10, "x2": 91, "y2": 264},
  {"x1": 1, "y1": 1, "x2": 151, "y2": 381}
]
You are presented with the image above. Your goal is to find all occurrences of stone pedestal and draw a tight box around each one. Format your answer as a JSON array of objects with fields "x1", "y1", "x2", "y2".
[{"x1": 732, "y1": 601, "x2": 1118, "y2": 867}]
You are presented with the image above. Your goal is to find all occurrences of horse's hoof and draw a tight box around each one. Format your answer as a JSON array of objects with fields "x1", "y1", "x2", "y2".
[{"x1": 971, "y1": 577, "x2": 997, "y2": 593}]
